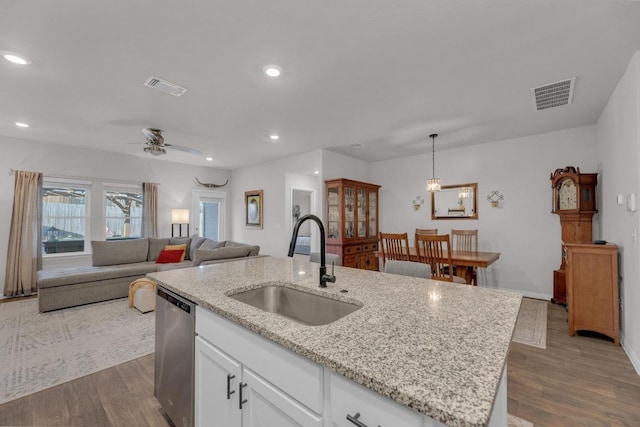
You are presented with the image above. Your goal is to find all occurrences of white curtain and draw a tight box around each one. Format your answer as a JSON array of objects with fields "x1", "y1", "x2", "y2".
[
  {"x1": 4, "y1": 170, "x2": 43, "y2": 297},
  {"x1": 142, "y1": 182, "x2": 158, "y2": 238}
]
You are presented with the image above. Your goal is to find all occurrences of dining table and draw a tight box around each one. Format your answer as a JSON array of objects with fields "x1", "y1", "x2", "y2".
[{"x1": 375, "y1": 247, "x2": 501, "y2": 285}]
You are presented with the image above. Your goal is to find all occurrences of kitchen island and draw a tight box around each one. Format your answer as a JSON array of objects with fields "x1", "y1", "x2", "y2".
[{"x1": 148, "y1": 256, "x2": 521, "y2": 427}]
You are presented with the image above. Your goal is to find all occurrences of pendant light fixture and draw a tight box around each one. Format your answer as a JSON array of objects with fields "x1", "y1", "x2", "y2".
[{"x1": 426, "y1": 133, "x2": 441, "y2": 192}]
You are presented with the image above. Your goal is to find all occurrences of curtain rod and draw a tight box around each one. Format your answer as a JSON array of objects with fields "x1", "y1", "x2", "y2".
[{"x1": 8, "y1": 168, "x2": 160, "y2": 186}]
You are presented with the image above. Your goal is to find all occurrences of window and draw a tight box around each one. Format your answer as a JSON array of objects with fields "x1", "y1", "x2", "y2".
[
  {"x1": 42, "y1": 184, "x2": 89, "y2": 254},
  {"x1": 42, "y1": 179, "x2": 145, "y2": 257},
  {"x1": 105, "y1": 188, "x2": 143, "y2": 240}
]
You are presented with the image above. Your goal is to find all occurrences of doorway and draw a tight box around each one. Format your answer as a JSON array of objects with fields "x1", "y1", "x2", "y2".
[
  {"x1": 291, "y1": 187, "x2": 316, "y2": 259},
  {"x1": 192, "y1": 190, "x2": 226, "y2": 241}
]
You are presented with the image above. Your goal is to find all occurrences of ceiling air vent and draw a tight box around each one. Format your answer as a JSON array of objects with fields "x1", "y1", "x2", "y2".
[
  {"x1": 349, "y1": 142, "x2": 366, "y2": 149},
  {"x1": 531, "y1": 77, "x2": 575, "y2": 111},
  {"x1": 143, "y1": 76, "x2": 188, "y2": 97}
]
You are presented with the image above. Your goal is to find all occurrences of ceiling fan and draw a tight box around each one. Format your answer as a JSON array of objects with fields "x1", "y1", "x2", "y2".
[{"x1": 140, "y1": 128, "x2": 202, "y2": 156}]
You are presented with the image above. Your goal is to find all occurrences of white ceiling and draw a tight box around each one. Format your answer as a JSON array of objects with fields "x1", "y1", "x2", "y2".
[{"x1": 2, "y1": 0, "x2": 640, "y2": 170}]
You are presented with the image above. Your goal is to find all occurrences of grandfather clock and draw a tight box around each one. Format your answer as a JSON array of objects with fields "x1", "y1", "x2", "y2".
[{"x1": 550, "y1": 166, "x2": 597, "y2": 305}]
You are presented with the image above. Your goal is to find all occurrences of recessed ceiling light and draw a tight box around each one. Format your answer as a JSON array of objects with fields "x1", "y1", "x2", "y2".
[
  {"x1": 15, "y1": 122, "x2": 29, "y2": 128},
  {"x1": 205, "y1": 157, "x2": 213, "y2": 161},
  {"x1": 269, "y1": 134, "x2": 280, "y2": 141},
  {"x1": 314, "y1": 170, "x2": 319, "y2": 175},
  {"x1": 263, "y1": 65, "x2": 281, "y2": 77},
  {"x1": 2, "y1": 52, "x2": 31, "y2": 65}
]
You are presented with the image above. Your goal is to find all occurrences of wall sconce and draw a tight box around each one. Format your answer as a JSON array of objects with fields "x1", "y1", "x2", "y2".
[
  {"x1": 412, "y1": 196, "x2": 425, "y2": 211},
  {"x1": 171, "y1": 208, "x2": 190, "y2": 237},
  {"x1": 486, "y1": 191, "x2": 504, "y2": 208}
]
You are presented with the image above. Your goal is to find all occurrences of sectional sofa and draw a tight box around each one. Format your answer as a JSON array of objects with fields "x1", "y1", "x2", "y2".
[{"x1": 36, "y1": 236, "x2": 264, "y2": 312}]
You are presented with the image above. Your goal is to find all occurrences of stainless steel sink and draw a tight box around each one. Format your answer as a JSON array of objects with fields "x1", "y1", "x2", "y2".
[{"x1": 229, "y1": 284, "x2": 361, "y2": 326}]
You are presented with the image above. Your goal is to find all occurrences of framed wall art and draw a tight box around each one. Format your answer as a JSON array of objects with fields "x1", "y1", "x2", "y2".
[{"x1": 245, "y1": 189, "x2": 263, "y2": 229}]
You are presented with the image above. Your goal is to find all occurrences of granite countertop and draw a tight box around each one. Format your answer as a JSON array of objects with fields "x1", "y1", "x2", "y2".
[{"x1": 148, "y1": 257, "x2": 521, "y2": 427}]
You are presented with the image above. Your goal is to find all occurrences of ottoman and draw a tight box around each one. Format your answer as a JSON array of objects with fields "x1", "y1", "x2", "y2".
[{"x1": 128, "y1": 278, "x2": 157, "y2": 313}]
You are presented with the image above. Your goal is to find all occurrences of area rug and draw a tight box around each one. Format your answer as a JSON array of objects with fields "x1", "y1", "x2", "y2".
[
  {"x1": 0, "y1": 298, "x2": 155, "y2": 404},
  {"x1": 512, "y1": 297, "x2": 547, "y2": 349},
  {"x1": 508, "y1": 414, "x2": 534, "y2": 427}
]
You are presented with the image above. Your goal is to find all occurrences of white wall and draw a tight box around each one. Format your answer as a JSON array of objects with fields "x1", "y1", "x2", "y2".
[
  {"x1": 231, "y1": 150, "x2": 322, "y2": 257},
  {"x1": 321, "y1": 150, "x2": 369, "y2": 183},
  {"x1": 0, "y1": 136, "x2": 229, "y2": 278},
  {"x1": 370, "y1": 126, "x2": 598, "y2": 299},
  {"x1": 596, "y1": 50, "x2": 640, "y2": 373}
]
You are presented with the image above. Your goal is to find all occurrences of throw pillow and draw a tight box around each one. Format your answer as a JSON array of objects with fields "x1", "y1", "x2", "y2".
[
  {"x1": 156, "y1": 249, "x2": 185, "y2": 264},
  {"x1": 192, "y1": 246, "x2": 252, "y2": 266},
  {"x1": 169, "y1": 237, "x2": 191, "y2": 260},
  {"x1": 165, "y1": 244, "x2": 188, "y2": 262}
]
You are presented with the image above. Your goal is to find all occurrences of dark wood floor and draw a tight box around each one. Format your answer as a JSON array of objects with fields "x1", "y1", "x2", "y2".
[{"x1": 1, "y1": 302, "x2": 639, "y2": 426}]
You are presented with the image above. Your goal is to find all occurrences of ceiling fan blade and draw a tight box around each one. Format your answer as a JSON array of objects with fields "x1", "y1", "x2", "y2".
[{"x1": 165, "y1": 143, "x2": 203, "y2": 155}]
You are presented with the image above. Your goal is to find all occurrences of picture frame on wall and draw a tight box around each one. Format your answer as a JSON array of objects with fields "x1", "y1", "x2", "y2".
[{"x1": 245, "y1": 189, "x2": 263, "y2": 229}]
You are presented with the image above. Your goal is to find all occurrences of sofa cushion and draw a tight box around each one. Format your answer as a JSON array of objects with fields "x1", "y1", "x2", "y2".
[
  {"x1": 37, "y1": 262, "x2": 158, "y2": 288},
  {"x1": 200, "y1": 239, "x2": 226, "y2": 251},
  {"x1": 225, "y1": 240, "x2": 260, "y2": 256},
  {"x1": 156, "y1": 249, "x2": 185, "y2": 264},
  {"x1": 155, "y1": 261, "x2": 193, "y2": 272},
  {"x1": 92, "y1": 238, "x2": 149, "y2": 266},
  {"x1": 192, "y1": 246, "x2": 252, "y2": 266},
  {"x1": 168, "y1": 237, "x2": 191, "y2": 260},
  {"x1": 148, "y1": 238, "x2": 171, "y2": 261},
  {"x1": 189, "y1": 235, "x2": 207, "y2": 260}
]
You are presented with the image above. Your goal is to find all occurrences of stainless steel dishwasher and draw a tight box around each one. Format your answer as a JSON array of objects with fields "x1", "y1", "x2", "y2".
[{"x1": 155, "y1": 286, "x2": 195, "y2": 427}]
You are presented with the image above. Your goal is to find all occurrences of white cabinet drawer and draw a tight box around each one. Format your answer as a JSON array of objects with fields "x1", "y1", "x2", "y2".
[
  {"x1": 329, "y1": 372, "x2": 426, "y2": 427},
  {"x1": 196, "y1": 306, "x2": 323, "y2": 414}
]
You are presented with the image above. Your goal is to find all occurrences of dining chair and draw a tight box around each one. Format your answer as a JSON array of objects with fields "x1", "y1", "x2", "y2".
[
  {"x1": 309, "y1": 252, "x2": 341, "y2": 266},
  {"x1": 451, "y1": 229, "x2": 478, "y2": 252},
  {"x1": 450, "y1": 229, "x2": 478, "y2": 285},
  {"x1": 378, "y1": 232, "x2": 410, "y2": 269},
  {"x1": 383, "y1": 260, "x2": 431, "y2": 279},
  {"x1": 415, "y1": 234, "x2": 467, "y2": 284},
  {"x1": 414, "y1": 228, "x2": 438, "y2": 249}
]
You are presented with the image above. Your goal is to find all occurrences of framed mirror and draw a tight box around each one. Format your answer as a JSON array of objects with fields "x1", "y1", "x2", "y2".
[{"x1": 431, "y1": 183, "x2": 478, "y2": 220}]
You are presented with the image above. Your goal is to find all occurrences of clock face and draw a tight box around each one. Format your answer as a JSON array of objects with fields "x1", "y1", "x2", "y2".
[{"x1": 558, "y1": 179, "x2": 577, "y2": 210}]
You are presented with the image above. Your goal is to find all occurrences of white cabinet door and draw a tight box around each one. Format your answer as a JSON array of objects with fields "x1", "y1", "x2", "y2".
[
  {"x1": 195, "y1": 336, "x2": 242, "y2": 427},
  {"x1": 329, "y1": 372, "x2": 427, "y2": 427},
  {"x1": 241, "y1": 368, "x2": 322, "y2": 427}
]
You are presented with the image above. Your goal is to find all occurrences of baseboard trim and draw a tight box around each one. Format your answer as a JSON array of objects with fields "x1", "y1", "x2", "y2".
[{"x1": 621, "y1": 333, "x2": 640, "y2": 376}]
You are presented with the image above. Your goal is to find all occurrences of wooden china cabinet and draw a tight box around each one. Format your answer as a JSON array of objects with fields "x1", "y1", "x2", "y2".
[
  {"x1": 325, "y1": 178, "x2": 381, "y2": 271},
  {"x1": 550, "y1": 166, "x2": 598, "y2": 305}
]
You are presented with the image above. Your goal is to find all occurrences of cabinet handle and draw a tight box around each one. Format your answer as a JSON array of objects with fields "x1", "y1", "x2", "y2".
[
  {"x1": 346, "y1": 412, "x2": 381, "y2": 427},
  {"x1": 239, "y1": 382, "x2": 248, "y2": 410},
  {"x1": 226, "y1": 374, "x2": 236, "y2": 400}
]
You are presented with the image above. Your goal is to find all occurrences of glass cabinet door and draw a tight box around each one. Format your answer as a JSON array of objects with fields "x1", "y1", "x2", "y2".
[
  {"x1": 327, "y1": 185, "x2": 340, "y2": 239},
  {"x1": 368, "y1": 190, "x2": 377, "y2": 238},
  {"x1": 344, "y1": 186, "x2": 355, "y2": 239},
  {"x1": 357, "y1": 188, "x2": 367, "y2": 238}
]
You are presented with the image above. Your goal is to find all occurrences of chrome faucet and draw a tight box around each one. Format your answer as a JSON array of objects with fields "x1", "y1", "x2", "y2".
[{"x1": 288, "y1": 214, "x2": 336, "y2": 288}]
